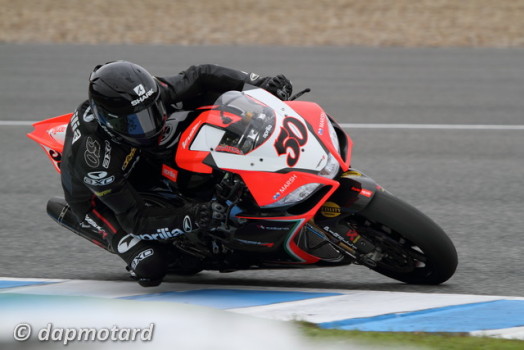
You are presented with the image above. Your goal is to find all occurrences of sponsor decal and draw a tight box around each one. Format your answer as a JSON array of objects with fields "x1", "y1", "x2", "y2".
[
  {"x1": 279, "y1": 174, "x2": 298, "y2": 194},
  {"x1": 83, "y1": 214, "x2": 108, "y2": 239},
  {"x1": 318, "y1": 112, "x2": 327, "y2": 135},
  {"x1": 181, "y1": 121, "x2": 202, "y2": 149},
  {"x1": 122, "y1": 148, "x2": 138, "y2": 171},
  {"x1": 80, "y1": 222, "x2": 91, "y2": 229},
  {"x1": 262, "y1": 124, "x2": 273, "y2": 139},
  {"x1": 131, "y1": 248, "x2": 154, "y2": 270},
  {"x1": 70, "y1": 112, "x2": 81, "y2": 144},
  {"x1": 182, "y1": 215, "x2": 192, "y2": 233},
  {"x1": 360, "y1": 189, "x2": 373, "y2": 197},
  {"x1": 48, "y1": 125, "x2": 67, "y2": 138},
  {"x1": 236, "y1": 238, "x2": 274, "y2": 248},
  {"x1": 249, "y1": 73, "x2": 260, "y2": 81},
  {"x1": 345, "y1": 228, "x2": 361, "y2": 243},
  {"x1": 256, "y1": 224, "x2": 289, "y2": 231},
  {"x1": 272, "y1": 174, "x2": 298, "y2": 201},
  {"x1": 94, "y1": 189, "x2": 112, "y2": 197},
  {"x1": 320, "y1": 201, "x2": 341, "y2": 218},
  {"x1": 117, "y1": 234, "x2": 141, "y2": 254},
  {"x1": 133, "y1": 84, "x2": 146, "y2": 96},
  {"x1": 342, "y1": 170, "x2": 363, "y2": 177},
  {"x1": 83, "y1": 171, "x2": 115, "y2": 186},
  {"x1": 323, "y1": 225, "x2": 357, "y2": 250},
  {"x1": 215, "y1": 145, "x2": 243, "y2": 155},
  {"x1": 161, "y1": 164, "x2": 178, "y2": 182},
  {"x1": 130, "y1": 84, "x2": 154, "y2": 106},
  {"x1": 351, "y1": 186, "x2": 373, "y2": 198},
  {"x1": 84, "y1": 137, "x2": 101, "y2": 168},
  {"x1": 133, "y1": 227, "x2": 185, "y2": 240},
  {"x1": 102, "y1": 140, "x2": 111, "y2": 168}
]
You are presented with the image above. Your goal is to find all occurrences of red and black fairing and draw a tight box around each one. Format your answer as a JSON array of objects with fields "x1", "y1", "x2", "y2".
[{"x1": 167, "y1": 89, "x2": 361, "y2": 264}]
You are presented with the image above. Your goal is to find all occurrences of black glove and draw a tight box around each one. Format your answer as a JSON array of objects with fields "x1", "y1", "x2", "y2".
[
  {"x1": 258, "y1": 74, "x2": 293, "y2": 100},
  {"x1": 192, "y1": 201, "x2": 227, "y2": 232}
]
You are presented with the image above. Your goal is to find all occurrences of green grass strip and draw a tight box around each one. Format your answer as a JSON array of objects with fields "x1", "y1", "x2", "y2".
[{"x1": 298, "y1": 322, "x2": 524, "y2": 350}]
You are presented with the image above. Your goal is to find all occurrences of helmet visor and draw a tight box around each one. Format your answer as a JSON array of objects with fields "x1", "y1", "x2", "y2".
[{"x1": 95, "y1": 100, "x2": 166, "y2": 147}]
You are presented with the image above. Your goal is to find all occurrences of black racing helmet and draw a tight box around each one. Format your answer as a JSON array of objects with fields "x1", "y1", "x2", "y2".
[{"x1": 88, "y1": 61, "x2": 167, "y2": 147}]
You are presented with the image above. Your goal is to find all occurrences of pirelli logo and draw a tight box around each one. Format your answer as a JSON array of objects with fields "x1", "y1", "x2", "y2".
[{"x1": 320, "y1": 202, "x2": 341, "y2": 218}]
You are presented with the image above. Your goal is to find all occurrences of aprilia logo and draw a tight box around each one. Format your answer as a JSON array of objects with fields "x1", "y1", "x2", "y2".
[
  {"x1": 117, "y1": 234, "x2": 141, "y2": 254},
  {"x1": 183, "y1": 216, "x2": 192, "y2": 232},
  {"x1": 133, "y1": 227, "x2": 184, "y2": 240},
  {"x1": 161, "y1": 164, "x2": 178, "y2": 182}
]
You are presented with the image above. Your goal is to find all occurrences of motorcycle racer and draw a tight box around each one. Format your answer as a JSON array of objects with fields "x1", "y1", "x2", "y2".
[{"x1": 60, "y1": 60, "x2": 293, "y2": 287}]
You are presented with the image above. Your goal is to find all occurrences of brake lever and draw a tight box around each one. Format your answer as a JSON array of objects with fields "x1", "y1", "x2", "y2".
[{"x1": 288, "y1": 88, "x2": 311, "y2": 101}]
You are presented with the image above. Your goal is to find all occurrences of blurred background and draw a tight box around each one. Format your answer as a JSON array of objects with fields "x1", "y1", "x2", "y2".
[{"x1": 2, "y1": 0, "x2": 524, "y2": 47}]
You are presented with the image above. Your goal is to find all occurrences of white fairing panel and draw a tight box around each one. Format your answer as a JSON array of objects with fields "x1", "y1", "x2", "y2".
[
  {"x1": 190, "y1": 89, "x2": 329, "y2": 173},
  {"x1": 190, "y1": 125, "x2": 226, "y2": 151}
]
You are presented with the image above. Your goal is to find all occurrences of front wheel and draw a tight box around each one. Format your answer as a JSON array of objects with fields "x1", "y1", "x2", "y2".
[{"x1": 355, "y1": 190, "x2": 458, "y2": 285}]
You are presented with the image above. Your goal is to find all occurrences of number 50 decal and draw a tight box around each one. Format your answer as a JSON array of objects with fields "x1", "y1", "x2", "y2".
[{"x1": 274, "y1": 117, "x2": 308, "y2": 167}]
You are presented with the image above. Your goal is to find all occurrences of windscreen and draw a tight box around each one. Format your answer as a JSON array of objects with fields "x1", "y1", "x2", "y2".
[{"x1": 213, "y1": 91, "x2": 276, "y2": 155}]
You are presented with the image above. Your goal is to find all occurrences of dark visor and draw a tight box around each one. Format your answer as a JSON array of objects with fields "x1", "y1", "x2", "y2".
[{"x1": 94, "y1": 101, "x2": 166, "y2": 146}]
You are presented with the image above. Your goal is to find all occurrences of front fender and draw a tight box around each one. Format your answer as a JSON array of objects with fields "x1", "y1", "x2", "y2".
[{"x1": 316, "y1": 169, "x2": 384, "y2": 220}]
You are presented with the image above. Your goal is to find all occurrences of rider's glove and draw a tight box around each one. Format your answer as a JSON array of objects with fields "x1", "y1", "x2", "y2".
[
  {"x1": 192, "y1": 201, "x2": 227, "y2": 232},
  {"x1": 258, "y1": 74, "x2": 293, "y2": 100}
]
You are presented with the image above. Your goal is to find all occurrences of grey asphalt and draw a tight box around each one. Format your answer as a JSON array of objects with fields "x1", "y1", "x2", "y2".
[{"x1": 1, "y1": 44, "x2": 523, "y2": 296}]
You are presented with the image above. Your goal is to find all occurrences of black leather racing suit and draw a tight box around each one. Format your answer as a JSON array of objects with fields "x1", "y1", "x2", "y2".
[{"x1": 60, "y1": 64, "x2": 267, "y2": 285}]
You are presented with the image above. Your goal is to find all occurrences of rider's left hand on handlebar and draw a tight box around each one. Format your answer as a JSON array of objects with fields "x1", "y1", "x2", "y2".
[{"x1": 260, "y1": 74, "x2": 293, "y2": 100}]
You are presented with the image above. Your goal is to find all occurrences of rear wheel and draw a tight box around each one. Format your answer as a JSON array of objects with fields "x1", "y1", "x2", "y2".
[{"x1": 355, "y1": 190, "x2": 458, "y2": 284}]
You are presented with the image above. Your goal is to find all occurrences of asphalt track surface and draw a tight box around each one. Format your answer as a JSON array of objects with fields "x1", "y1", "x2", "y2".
[{"x1": 1, "y1": 44, "x2": 523, "y2": 297}]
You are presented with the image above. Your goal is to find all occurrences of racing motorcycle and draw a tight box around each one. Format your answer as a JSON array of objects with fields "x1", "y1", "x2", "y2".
[{"x1": 27, "y1": 87, "x2": 458, "y2": 285}]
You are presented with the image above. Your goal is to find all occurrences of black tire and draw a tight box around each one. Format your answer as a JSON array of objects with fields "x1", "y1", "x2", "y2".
[{"x1": 357, "y1": 190, "x2": 458, "y2": 285}]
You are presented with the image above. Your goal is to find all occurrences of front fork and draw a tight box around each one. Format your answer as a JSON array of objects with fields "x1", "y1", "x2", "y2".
[{"x1": 311, "y1": 168, "x2": 387, "y2": 266}]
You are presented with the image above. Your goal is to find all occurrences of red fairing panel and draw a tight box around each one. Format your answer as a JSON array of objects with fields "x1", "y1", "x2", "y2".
[
  {"x1": 286, "y1": 101, "x2": 351, "y2": 170},
  {"x1": 27, "y1": 113, "x2": 72, "y2": 173},
  {"x1": 175, "y1": 118, "x2": 212, "y2": 174},
  {"x1": 229, "y1": 168, "x2": 338, "y2": 208}
]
